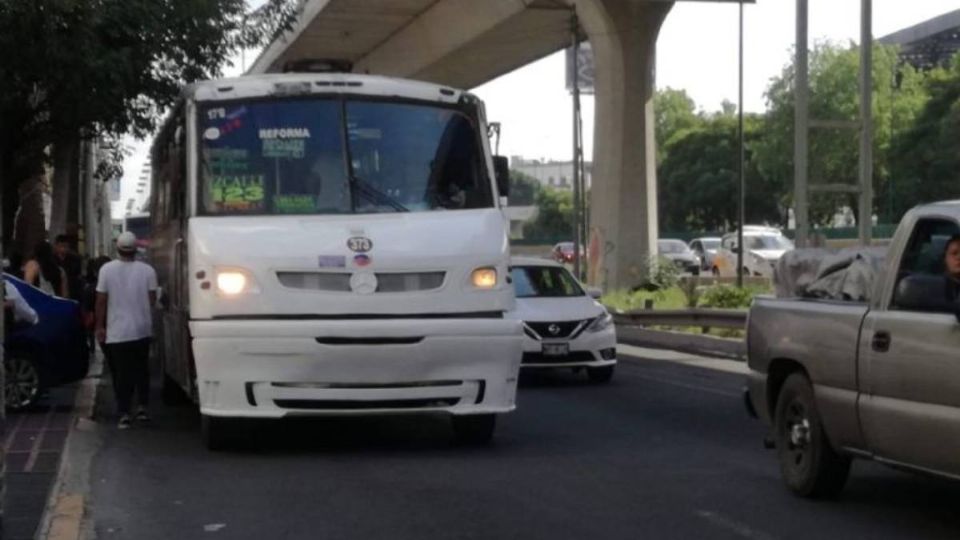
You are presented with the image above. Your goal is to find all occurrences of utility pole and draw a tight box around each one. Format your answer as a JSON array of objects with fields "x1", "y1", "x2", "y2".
[
  {"x1": 736, "y1": 0, "x2": 746, "y2": 288},
  {"x1": 858, "y1": 0, "x2": 873, "y2": 246},
  {"x1": 571, "y1": 11, "x2": 583, "y2": 281},
  {"x1": 794, "y1": 0, "x2": 809, "y2": 249}
]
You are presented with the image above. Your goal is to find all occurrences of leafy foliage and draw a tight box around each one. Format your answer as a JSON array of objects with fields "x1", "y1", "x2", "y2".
[
  {"x1": 659, "y1": 113, "x2": 783, "y2": 231},
  {"x1": 751, "y1": 42, "x2": 931, "y2": 226},
  {"x1": 0, "y1": 0, "x2": 301, "y2": 243},
  {"x1": 523, "y1": 187, "x2": 574, "y2": 241},
  {"x1": 698, "y1": 284, "x2": 756, "y2": 309},
  {"x1": 508, "y1": 169, "x2": 541, "y2": 206},
  {"x1": 887, "y1": 55, "x2": 960, "y2": 219}
]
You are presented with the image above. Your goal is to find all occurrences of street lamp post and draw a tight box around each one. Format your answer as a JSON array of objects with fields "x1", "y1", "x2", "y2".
[{"x1": 736, "y1": 0, "x2": 746, "y2": 288}]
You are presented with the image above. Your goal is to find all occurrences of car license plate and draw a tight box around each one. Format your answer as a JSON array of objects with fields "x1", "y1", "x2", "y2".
[{"x1": 542, "y1": 343, "x2": 569, "y2": 357}]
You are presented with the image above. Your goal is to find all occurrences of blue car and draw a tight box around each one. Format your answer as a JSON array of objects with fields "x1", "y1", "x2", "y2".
[{"x1": 4, "y1": 274, "x2": 89, "y2": 410}]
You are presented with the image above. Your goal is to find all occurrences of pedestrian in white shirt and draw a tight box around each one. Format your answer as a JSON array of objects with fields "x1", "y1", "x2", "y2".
[{"x1": 95, "y1": 232, "x2": 158, "y2": 430}]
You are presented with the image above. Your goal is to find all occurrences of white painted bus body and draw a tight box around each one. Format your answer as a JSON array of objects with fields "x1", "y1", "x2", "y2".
[{"x1": 150, "y1": 74, "x2": 521, "y2": 430}]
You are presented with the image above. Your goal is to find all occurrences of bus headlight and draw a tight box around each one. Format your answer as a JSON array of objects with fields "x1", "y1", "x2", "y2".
[
  {"x1": 215, "y1": 268, "x2": 257, "y2": 295},
  {"x1": 471, "y1": 267, "x2": 498, "y2": 289}
]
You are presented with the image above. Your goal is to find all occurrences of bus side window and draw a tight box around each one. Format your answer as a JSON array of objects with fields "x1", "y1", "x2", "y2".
[{"x1": 170, "y1": 123, "x2": 185, "y2": 220}]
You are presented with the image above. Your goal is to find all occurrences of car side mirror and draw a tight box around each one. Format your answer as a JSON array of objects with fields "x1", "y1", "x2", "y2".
[
  {"x1": 893, "y1": 274, "x2": 959, "y2": 320},
  {"x1": 586, "y1": 287, "x2": 603, "y2": 300},
  {"x1": 493, "y1": 155, "x2": 510, "y2": 198}
]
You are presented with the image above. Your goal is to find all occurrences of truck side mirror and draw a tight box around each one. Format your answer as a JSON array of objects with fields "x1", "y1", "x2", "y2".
[
  {"x1": 893, "y1": 274, "x2": 958, "y2": 319},
  {"x1": 493, "y1": 156, "x2": 510, "y2": 198}
]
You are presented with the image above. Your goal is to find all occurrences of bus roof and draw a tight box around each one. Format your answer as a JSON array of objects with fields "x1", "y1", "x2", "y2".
[{"x1": 183, "y1": 73, "x2": 469, "y2": 106}]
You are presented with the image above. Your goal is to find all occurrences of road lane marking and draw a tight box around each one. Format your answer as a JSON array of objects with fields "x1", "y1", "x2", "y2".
[
  {"x1": 627, "y1": 372, "x2": 740, "y2": 398},
  {"x1": 617, "y1": 343, "x2": 749, "y2": 375},
  {"x1": 697, "y1": 510, "x2": 778, "y2": 540}
]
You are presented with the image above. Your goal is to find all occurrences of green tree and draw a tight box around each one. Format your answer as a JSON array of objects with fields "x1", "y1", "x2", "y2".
[
  {"x1": 752, "y1": 41, "x2": 930, "y2": 226},
  {"x1": 888, "y1": 53, "x2": 960, "y2": 218},
  {"x1": 508, "y1": 169, "x2": 541, "y2": 206},
  {"x1": 0, "y1": 0, "x2": 300, "y2": 246},
  {"x1": 659, "y1": 114, "x2": 782, "y2": 232},
  {"x1": 523, "y1": 187, "x2": 574, "y2": 241},
  {"x1": 654, "y1": 87, "x2": 701, "y2": 163}
]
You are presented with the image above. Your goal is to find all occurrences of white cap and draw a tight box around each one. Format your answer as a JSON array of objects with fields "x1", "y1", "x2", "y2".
[{"x1": 117, "y1": 231, "x2": 138, "y2": 252}]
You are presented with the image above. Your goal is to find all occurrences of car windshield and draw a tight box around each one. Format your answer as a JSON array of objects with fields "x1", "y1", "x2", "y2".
[
  {"x1": 701, "y1": 239, "x2": 720, "y2": 250},
  {"x1": 745, "y1": 235, "x2": 793, "y2": 250},
  {"x1": 511, "y1": 266, "x2": 584, "y2": 298},
  {"x1": 658, "y1": 240, "x2": 688, "y2": 254},
  {"x1": 198, "y1": 98, "x2": 493, "y2": 215}
]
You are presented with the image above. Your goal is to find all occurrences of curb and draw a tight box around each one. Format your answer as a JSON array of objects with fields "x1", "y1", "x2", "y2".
[
  {"x1": 34, "y1": 352, "x2": 104, "y2": 540},
  {"x1": 617, "y1": 325, "x2": 746, "y2": 361}
]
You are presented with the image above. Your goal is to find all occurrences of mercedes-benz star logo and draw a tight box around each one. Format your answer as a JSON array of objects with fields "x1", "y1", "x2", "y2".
[
  {"x1": 548, "y1": 324, "x2": 561, "y2": 336},
  {"x1": 349, "y1": 271, "x2": 378, "y2": 295}
]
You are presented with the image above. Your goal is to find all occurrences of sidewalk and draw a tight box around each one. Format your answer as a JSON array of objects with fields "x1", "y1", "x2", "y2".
[{"x1": 4, "y1": 386, "x2": 78, "y2": 540}]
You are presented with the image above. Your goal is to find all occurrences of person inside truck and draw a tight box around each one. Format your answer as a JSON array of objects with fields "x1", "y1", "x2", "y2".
[{"x1": 943, "y1": 234, "x2": 960, "y2": 301}]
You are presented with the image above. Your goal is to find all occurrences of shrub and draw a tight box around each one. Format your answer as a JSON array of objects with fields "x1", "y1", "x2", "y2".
[{"x1": 699, "y1": 284, "x2": 755, "y2": 309}]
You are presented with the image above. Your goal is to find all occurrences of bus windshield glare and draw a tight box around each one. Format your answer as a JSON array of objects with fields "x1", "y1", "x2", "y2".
[{"x1": 198, "y1": 98, "x2": 494, "y2": 215}]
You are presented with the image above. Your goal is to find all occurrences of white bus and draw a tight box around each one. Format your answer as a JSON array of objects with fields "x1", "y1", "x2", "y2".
[{"x1": 150, "y1": 73, "x2": 522, "y2": 449}]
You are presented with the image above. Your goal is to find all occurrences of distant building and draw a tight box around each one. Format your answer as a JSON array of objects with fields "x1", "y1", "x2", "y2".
[
  {"x1": 128, "y1": 160, "x2": 152, "y2": 216},
  {"x1": 880, "y1": 9, "x2": 960, "y2": 69},
  {"x1": 510, "y1": 156, "x2": 592, "y2": 192}
]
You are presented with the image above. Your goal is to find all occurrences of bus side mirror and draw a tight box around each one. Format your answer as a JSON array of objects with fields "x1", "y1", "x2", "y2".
[{"x1": 493, "y1": 156, "x2": 510, "y2": 198}]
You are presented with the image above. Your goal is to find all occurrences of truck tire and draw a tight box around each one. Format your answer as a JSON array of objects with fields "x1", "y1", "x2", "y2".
[
  {"x1": 774, "y1": 373, "x2": 851, "y2": 498},
  {"x1": 452, "y1": 414, "x2": 496, "y2": 445},
  {"x1": 201, "y1": 415, "x2": 243, "y2": 451},
  {"x1": 587, "y1": 365, "x2": 615, "y2": 383}
]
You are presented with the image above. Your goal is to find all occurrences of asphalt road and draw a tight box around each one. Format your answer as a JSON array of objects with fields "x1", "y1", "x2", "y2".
[{"x1": 85, "y1": 352, "x2": 960, "y2": 540}]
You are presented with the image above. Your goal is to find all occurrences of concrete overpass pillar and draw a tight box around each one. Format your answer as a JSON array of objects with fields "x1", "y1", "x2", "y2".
[{"x1": 576, "y1": 0, "x2": 672, "y2": 290}]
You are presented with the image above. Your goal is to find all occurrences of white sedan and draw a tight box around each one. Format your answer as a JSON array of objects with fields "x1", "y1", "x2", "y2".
[{"x1": 508, "y1": 258, "x2": 617, "y2": 383}]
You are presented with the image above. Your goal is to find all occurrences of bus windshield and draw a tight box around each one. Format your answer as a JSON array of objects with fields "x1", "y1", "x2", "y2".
[{"x1": 198, "y1": 98, "x2": 493, "y2": 215}]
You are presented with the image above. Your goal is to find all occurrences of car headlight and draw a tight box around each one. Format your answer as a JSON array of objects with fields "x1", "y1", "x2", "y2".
[
  {"x1": 215, "y1": 268, "x2": 258, "y2": 296},
  {"x1": 586, "y1": 311, "x2": 613, "y2": 333},
  {"x1": 471, "y1": 267, "x2": 498, "y2": 289}
]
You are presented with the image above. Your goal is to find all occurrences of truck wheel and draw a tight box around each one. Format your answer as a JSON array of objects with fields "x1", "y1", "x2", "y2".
[
  {"x1": 201, "y1": 415, "x2": 243, "y2": 451},
  {"x1": 587, "y1": 365, "x2": 615, "y2": 383},
  {"x1": 711, "y1": 266, "x2": 720, "y2": 277},
  {"x1": 452, "y1": 414, "x2": 496, "y2": 445},
  {"x1": 774, "y1": 374, "x2": 851, "y2": 498}
]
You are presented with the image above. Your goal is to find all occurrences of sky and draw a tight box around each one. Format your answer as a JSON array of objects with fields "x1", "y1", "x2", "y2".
[{"x1": 114, "y1": 0, "x2": 959, "y2": 216}]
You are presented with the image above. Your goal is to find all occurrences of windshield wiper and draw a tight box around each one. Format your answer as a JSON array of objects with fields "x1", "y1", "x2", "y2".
[{"x1": 350, "y1": 173, "x2": 409, "y2": 213}]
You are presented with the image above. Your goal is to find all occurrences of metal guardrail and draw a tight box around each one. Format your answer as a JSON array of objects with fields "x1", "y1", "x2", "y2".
[{"x1": 612, "y1": 308, "x2": 748, "y2": 329}]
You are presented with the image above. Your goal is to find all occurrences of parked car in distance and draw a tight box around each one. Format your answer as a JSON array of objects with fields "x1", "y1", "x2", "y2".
[
  {"x1": 746, "y1": 201, "x2": 960, "y2": 498},
  {"x1": 551, "y1": 241, "x2": 583, "y2": 265},
  {"x1": 4, "y1": 274, "x2": 89, "y2": 410},
  {"x1": 658, "y1": 239, "x2": 700, "y2": 275},
  {"x1": 712, "y1": 226, "x2": 793, "y2": 278},
  {"x1": 508, "y1": 258, "x2": 616, "y2": 383},
  {"x1": 689, "y1": 237, "x2": 721, "y2": 271}
]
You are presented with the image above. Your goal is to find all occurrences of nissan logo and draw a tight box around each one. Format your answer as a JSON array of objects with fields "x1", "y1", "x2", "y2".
[
  {"x1": 548, "y1": 324, "x2": 561, "y2": 336},
  {"x1": 347, "y1": 236, "x2": 373, "y2": 253}
]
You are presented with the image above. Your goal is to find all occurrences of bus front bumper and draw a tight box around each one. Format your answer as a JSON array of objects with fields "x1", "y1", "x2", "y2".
[{"x1": 189, "y1": 318, "x2": 522, "y2": 418}]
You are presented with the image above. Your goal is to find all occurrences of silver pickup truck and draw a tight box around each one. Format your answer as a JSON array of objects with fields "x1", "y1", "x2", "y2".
[{"x1": 746, "y1": 201, "x2": 960, "y2": 498}]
